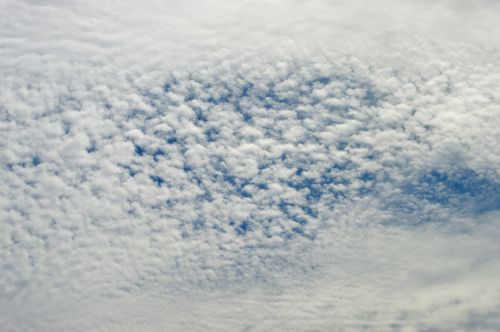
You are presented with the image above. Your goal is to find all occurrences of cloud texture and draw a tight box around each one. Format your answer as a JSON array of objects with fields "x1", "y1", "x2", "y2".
[{"x1": 1, "y1": 0, "x2": 500, "y2": 331}]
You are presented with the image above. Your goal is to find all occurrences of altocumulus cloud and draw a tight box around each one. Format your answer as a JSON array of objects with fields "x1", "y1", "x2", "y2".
[{"x1": 1, "y1": 0, "x2": 500, "y2": 331}]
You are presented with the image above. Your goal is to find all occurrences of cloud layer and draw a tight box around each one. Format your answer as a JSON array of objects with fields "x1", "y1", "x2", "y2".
[{"x1": 1, "y1": 0, "x2": 500, "y2": 331}]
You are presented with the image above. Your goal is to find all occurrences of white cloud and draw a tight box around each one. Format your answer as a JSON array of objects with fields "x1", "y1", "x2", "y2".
[{"x1": 1, "y1": 0, "x2": 500, "y2": 331}]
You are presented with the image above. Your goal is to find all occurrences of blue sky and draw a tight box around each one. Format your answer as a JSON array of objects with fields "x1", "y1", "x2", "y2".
[{"x1": 1, "y1": 0, "x2": 500, "y2": 331}]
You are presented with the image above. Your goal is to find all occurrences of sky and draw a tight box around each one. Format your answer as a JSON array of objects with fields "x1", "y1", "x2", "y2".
[{"x1": 1, "y1": 0, "x2": 500, "y2": 331}]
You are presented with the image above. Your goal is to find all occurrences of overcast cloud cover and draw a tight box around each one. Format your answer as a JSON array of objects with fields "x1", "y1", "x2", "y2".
[{"x1": 1, "y1": 0, "x2": 500, "y2": 331}]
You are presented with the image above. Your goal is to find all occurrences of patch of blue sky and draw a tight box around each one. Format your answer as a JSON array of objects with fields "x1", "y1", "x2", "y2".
[
  {"x1": 404, "y1": 169, "x2": 500, "y2": 214},
  {"x1": 235, "y1": 220, "x2": 250, "y2": 235},
  {"x1": 149, "y1": 175, "x2": 165, "y2": 187},
  {"x1": 379, "y1": 169, "x2": 500, "y2": 227},
  {"x1": 191, "y1": 218, "x2": 205, "y2": 231},
  {"x1": 204, "y1": 128, "x2": 220, "y2": 142},
  {"x1": 152, "y1": 148, "x2": 166, "y2": 161},
  {"x1": 162, "y1": 82, "x2": 172, "y2": 93},
  {"x1": 166, "y1": 135, "x2": 178, "y2": 144},
  {"x1": 31, "y1": 155, "x2": 42, "y2": 166},
  {"x1": 134, "y1": 144, "x2": 146, "y2": 156}
]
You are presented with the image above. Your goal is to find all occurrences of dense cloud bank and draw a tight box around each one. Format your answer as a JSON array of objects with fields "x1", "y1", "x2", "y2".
[{"x1": 1, "y1": 0, "x2": 500, "y2": 331}]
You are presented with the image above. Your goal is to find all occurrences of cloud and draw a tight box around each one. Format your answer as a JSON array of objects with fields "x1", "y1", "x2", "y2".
[{"x1": 1, "y1": 0, "x2": 500, "y2": 331}]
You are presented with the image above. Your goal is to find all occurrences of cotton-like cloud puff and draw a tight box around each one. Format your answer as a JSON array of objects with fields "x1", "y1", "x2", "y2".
[{"x1": 1, "y1": 0, "x2": 499, "y2": 331}]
